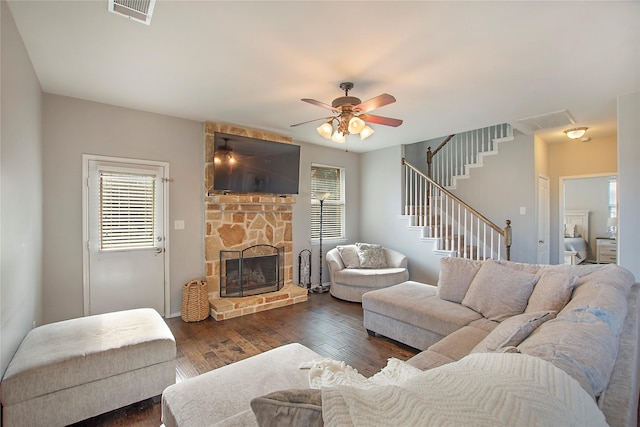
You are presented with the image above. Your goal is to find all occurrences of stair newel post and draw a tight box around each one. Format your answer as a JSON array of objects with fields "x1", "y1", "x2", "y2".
[
  {"x1": 504, "y1": 219, "x2": 512, "y2": 261},
  {"x1": 426, "y1": 146, "x2": 433, "y2": 179}
]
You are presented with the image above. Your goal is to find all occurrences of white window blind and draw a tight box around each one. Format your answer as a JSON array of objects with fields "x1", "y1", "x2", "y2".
[
  {"x1": 100, "y1": 171, "x2": 156, "y2": 250},
  {"x1": 311, "y1": 165, "x2": 345, "y2": 239}
]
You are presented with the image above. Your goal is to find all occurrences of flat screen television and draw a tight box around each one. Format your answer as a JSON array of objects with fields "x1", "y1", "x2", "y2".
[{"x1": 212, "y1": 132, "x2": 300, "y2": 195}]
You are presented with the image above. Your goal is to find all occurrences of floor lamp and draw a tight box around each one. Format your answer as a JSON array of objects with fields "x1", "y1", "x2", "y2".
[{"x1": 311, "y1": 192, "x2": 331, "y2": 293}]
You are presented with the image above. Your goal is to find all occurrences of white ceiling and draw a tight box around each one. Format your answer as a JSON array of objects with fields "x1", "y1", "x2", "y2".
[{"x1": 7, "y1": 1, "x2": 640, "y2": 152}]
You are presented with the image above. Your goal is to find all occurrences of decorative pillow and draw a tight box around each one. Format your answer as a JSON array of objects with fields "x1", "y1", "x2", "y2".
[
  {"x1": 250, "y1": 389, "x2": 323, "y2": 427},
  {"x1": 336, "y1": 245, "x2": 360, "y2": 268},
  {"x1": 525, "y1": 272, "x2": 578, "y2": 313},
  {"x1": 462, "y1": 259, "x2": 539, "y2": 321},
  {"x1": 471, "y1": 311, "x2": 554, "y2": 353},
  {"x1": 437, "y1": 257, "x2": 482, "y2": 303},
  {"x1": 355, "y1": 243, "x2": 387, "y2": 268}
]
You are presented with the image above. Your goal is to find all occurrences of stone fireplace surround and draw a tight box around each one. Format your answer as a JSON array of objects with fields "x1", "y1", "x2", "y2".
[{"x1": 204, "y1": 122, "x2": 307, "y2": 320}]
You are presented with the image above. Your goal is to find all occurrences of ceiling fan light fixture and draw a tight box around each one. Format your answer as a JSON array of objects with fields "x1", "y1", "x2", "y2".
[
  {"x1": 332, "y1": 130, "x2": 346, "y2": 143},
  {"x1": 316, "y1": 122, "x2": 333, "y2": 139},
  {"x1": 348, "y1": 116, "x2": 366, "y2": 134},
  {"x1": 360, "y1": 125, "x2": 375, "y2": 140},
  {"x1": 564, "y1": 127, "x2": 588, "y2": 139}
]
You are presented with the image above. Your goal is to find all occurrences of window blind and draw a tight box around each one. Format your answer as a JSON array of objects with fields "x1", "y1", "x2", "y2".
[
  {"x1": 100, "y1": 172, "x2": 156, "y2": 250},
  {"x1": 311, "y1": 165, "x2": 344, "y2": 239}
]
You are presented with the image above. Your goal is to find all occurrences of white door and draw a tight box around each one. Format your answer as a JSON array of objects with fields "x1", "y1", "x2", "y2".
[
  {"x1": 537, "y1": 175, "x2": 550, "y2": 264},
  {"x1": 84, "y1": 156, "x2": 168, "y2": 315}
]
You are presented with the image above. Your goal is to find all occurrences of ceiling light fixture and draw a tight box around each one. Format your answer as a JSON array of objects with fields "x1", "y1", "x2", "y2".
[
  {"x1": 563, "y1": 127, "x2": 588, "y2": 139},
  {"x1": 214, "y1": 138, "x2": 236, "y2": 165}
]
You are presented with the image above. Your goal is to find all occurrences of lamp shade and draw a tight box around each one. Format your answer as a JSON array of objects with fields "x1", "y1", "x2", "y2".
[
  {"x1": 360, "y1": 125, "x2": 375, "y2": 140},
  {"x1": 564, "y1": 127, "x2": 588, "y2": 139},
  {"x1": 607, "y1": 217, "x2": 618, "y2": 227},
  {"x1": 316, "y1": 122, "x2": 333, "y2": 139},
  {"x1": 348, "y1": 116, "x2": 366, "y2": 134},
  {"x1": 331, "y1": 130, "x2": 346, "y2": 143}
]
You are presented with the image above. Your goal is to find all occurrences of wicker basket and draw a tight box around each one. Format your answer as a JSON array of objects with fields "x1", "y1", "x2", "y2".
[{"x1": 181, "y1": 280, "x2": 210, "y2": 322}]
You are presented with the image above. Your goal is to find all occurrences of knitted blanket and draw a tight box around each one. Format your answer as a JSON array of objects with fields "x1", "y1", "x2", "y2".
[{"x1": 310, "y1": 353, "x2": 606, "y2": 427}]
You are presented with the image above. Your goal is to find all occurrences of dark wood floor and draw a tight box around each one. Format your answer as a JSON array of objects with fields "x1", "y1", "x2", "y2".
[{"x1": 73, "y1": 291, "x2": 419, "y2": 426}]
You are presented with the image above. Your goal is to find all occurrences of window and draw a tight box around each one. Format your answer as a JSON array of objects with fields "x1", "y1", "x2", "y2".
[
  {"x1": 608, "y1": 178, "x2": 617, "y2": 218},
  {"x1": 100, "y1": 171, "x2": 157, "y2": 250},
  {"x1": 311, "y1": 164, "x2": 345, "y2": 240}
]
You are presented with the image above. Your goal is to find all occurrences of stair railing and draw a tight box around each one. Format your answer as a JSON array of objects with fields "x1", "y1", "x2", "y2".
[
  {"x1": 427, "y1": 123, "x2": 512, "y2": 188},
  {"x1": 403, "y1": 158, "x2": 511, "y2": 261}
]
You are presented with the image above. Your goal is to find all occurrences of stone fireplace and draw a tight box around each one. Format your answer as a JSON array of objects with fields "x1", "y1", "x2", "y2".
[{"x1": 204, "y1": 122, "x2": 307, "y2": 320}]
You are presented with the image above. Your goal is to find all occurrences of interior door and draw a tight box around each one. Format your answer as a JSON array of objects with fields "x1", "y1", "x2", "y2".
[
  {"x1": 85, "y1": 158, "x2": 166, "y2": 315},
  {"x1": 538, "y1": 175, "x2": 550, "y2": 264}
]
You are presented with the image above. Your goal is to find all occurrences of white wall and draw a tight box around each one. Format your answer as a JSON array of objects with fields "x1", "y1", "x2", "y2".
[
  {"x1": 42, "y1": 95, "x2": 204, "y2": 321},
  {"x1": 617, "y1": 91, "x2": 640, "y2": 279},
  {"x1": 1, "y1": 0, "x2": 43, "y2": 375},
  {"x1": 292, "y1": 143, "x2": 360, "y2": 286}
]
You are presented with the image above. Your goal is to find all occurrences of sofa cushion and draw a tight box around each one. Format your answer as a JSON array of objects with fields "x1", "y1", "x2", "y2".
[
  {"x1": 336, "y1": 245, "x2": 360, "y2": 268},
  {"x1": 518, "y1": 318, "x2": 619, "y2": 398},
  {"x1": 250, "y1": 389, "x2": 323, "y2": 427},
  {"x1": 406, "y1": 350, "x2": 455, "y2": 371},
  {"x1": 471, "y1": 311, "x2": 554, "y2": 353},
  {"x1": 355, "y1": 243, "x2": 387, "y2": 268},
  {"x1": 437, "y1": 257, "x2": 482, "y2": 303},
  {"x1": 525, "y1": 272, "x2": 578, "y2": 313},
  {"x1": 362, "y1": 282, "x2": 482, "y2": 337},
  {"x1": 462, "y1": 259, "x2": 539, "y2": 322},
  {"x1": 429, "y1": 326, "x2": 489, "y2": 361},
  {"x1": 334, "y1": 268, "x2": 408, "y2": 289}
]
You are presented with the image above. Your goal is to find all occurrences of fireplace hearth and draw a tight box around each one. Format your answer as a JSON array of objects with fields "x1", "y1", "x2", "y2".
[{"x1": 220, "y1": 245, "x2": 284, "y2": 297}]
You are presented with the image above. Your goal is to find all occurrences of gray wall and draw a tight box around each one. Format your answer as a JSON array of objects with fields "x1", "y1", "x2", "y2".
[
  {"x1": 42, "y1": 95, "x2": 205, "y2": 321},
  {"x1": 1, "y1": 0, "x2": 43, "y2": 375},
  {"x1": 447, "y1": 134, "x2": 538, "y2": 263},
  {"x1": 292, "y1": 143, "x2": 360, "y2": 286},
  {"x1": 618, "y1": 91, "x2": 640, "y2": 279},
  {"x1": 360, "y1": 145, "x2": 442, "y2": 285}
]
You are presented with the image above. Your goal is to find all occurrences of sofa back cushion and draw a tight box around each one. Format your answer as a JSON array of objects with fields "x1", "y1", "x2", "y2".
[
  {"x1": 437, "y1": 257, "x2": 482, "y2": 303},
  {"x1": 336, "y1": 245, "x2": 360, "y2": 269},
  {"x1": 525, "y1": 272, "x2": 578, "y2": 313},
  {"x1": 462, "y1": 259, "x2": 539, "y2": 322}
]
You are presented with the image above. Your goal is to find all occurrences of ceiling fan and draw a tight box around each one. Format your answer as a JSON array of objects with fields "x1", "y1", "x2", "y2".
[{"x1": 291, "y1": 82, "x2": 403, "y2": 143}]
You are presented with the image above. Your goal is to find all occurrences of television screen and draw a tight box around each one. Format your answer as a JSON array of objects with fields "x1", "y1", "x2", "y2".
[{"x1": 212, "y1": 133, "x2": 300, "y2": 194}]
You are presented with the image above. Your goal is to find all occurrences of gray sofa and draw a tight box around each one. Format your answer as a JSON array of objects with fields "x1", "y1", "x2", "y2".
[
  {"x1": 363, "y1": 257, "x2": 640, "y2": 427},
  {"x1": 161, "y1": 258, "x2": 639, "y2": 427},
  {"x1": 326, "y1": 244, "x2": 409, "y2": 302}
]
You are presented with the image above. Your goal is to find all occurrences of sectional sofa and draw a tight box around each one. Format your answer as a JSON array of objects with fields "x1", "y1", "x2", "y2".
[{"x1": 162, "y1": 258, "x2": 639, "y2": 427}]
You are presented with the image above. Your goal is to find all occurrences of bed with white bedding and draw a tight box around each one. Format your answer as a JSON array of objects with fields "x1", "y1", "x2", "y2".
[{"x1": 563, "y1": 210, "x2": 589, "y2": 265}]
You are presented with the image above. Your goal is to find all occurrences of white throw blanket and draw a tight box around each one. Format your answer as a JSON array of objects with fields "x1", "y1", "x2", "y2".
[{"x1": 305, "y1": 353, "x2": 607, "y2": 427}]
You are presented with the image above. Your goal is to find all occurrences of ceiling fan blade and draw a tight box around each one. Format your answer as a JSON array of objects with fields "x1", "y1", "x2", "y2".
[
  {"x1": 355, "y1": 93, "x2": 396, "y2": 113},
  {"x1": 290, "y1": 116, "x2": 334, "y2": 127},
  {"x1": 301, "y1": 98, "x2": 337, "y2": 112},
  {"x1": 360, "y1": 114, "x2": 403, "y2": 127}
]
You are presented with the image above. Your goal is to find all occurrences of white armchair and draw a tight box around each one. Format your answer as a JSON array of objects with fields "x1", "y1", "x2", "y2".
[{"x1": 326, "y1": 244, "x2": 409, "y2": 302}]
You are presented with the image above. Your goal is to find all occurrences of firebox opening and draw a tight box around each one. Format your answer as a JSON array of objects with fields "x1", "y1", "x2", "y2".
[{"x1": 220, "y1": 245, "x2": 284, "y2": 297}]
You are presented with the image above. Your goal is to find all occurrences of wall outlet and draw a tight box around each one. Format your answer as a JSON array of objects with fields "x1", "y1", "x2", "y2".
[{"x1": 174, "y1": 220, "x2": 185, "y2": 230}]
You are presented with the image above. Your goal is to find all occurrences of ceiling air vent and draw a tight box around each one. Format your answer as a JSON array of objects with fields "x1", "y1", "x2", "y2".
[
  {"x1": 108, "y1": 0, "x2": 156, "y2": 25},
  {"x1": 516, "y1": 110, "x2": 576, "y2": 134}
]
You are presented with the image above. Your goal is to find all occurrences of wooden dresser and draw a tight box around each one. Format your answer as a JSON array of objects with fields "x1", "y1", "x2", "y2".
[{"x1": 596, "y1": 237, "x2": 617, "y2": 264}]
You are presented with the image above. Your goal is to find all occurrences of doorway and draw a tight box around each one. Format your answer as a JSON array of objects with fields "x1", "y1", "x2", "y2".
[
  {"x1": 82, "y1": 155, "x2": 170, "y2": 316},
  {"x1": 559, "y1": 173, "x2": 617, "y2": 264}
]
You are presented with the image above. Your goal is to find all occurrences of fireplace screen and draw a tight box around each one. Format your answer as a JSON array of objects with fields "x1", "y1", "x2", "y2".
[{"x1": 220, "y1": 244, "x2": 284, "y2": 297}]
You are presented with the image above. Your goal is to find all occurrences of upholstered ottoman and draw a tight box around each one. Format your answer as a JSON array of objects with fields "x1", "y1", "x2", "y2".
[
  {"x1": 162, "y1": 343, "x2": 321, "y2": 427},
  {"x1": 0, "y1": 308, "x2": 176, "y2": 427}
]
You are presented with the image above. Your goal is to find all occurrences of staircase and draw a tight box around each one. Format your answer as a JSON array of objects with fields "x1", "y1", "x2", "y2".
[{"x1": 402, "y1": 123, "x2": 513, "y2": 261}]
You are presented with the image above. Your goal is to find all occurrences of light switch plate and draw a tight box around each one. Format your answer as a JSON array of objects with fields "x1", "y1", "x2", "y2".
[
  {"x1": 174, "y1": 220, "x2": 185, "y2": 230},
  {"x1": 520, "y1": 207, "x2": 526, "y2": 215}
]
